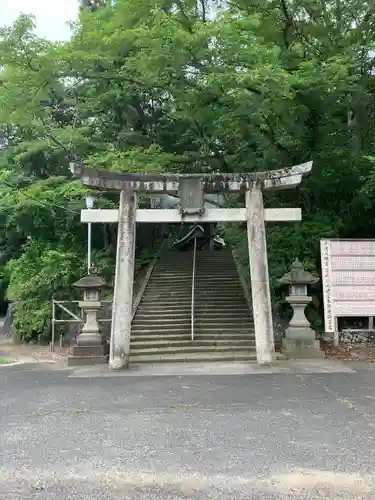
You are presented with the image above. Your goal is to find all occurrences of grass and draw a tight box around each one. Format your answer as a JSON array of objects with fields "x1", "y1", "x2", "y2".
[{"x1": 0, "y1": 357, "x2": 14, "y2": 365}]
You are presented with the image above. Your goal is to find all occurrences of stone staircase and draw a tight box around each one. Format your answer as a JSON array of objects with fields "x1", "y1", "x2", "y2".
[{"x1": 130, "y1": 248, "x2": 257, "y2": 363}]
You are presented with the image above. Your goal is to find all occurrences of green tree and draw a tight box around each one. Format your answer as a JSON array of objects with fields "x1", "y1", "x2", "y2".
[{"x1": 1, "y1": 0, "x2": 375, "y2": 338}]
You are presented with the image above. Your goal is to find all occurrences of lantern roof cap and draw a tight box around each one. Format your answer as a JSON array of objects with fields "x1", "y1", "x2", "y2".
[
  {"x1": 279, "y1": 258, "x2": 319, "y2": 285},
  {"x1": 73, "y1": 267, "x2": 106, "y2": 289}
]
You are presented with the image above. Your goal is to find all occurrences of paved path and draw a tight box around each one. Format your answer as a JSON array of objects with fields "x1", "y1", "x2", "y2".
[{"x1": 1, "y1": 361, "x2": 375, "y2": 499}]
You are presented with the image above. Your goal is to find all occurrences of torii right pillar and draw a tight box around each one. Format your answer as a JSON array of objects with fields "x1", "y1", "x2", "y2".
[{"x1": 243, "y1": 163, "x2": 313, "y2": 364}]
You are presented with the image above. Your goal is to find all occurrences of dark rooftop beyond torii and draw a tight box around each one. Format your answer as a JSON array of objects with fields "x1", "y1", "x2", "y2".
[{"x1": 69, "y1": 161, "x2": 313, "y2": 193}]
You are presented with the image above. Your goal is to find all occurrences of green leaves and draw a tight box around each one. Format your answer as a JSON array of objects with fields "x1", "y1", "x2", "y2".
[
  {"x1": 0, "y1": 0, "x2": 375, "y2": 338},
  {"x1": 6, "y1": 244, "x2": 85, "y2": 340}
]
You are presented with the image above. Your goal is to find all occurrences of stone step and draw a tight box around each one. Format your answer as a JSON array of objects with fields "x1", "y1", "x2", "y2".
[
  {"x1": 195, "y1": 290, "x2": 245, "y2": 294},
  {"x1": 152, "y1": 274, "x2": 239, "y2": 279},
  {"x1": 193, "y1": 327, "x2": 254, "y2": 333},
  {"x1": 155, "y1": 263, "x2": 193, "y2": 267},
  {"x1": 154, "y1": 267, "x2": 193, "y2": 271},
  {"x1": 195, "y1": 295, "x2": 247, "y2": 299},
  {"x1": 195, "y1": 266, "x2": 237, "y2": 270},
  {"x1": 196, "y1": 310, "x2": 250, "y2": 315},
  {"x1": 144, "y1": 288, "x2": 193, "y2": 293},
  {"x1": 131, "y1": 333, "x2": 255, "y2": 341},
  {"x1": 145, "y1": 287, "x2": 244, "y2": 294},
  {"x1": 195, "y1": 291, "x2": 245, "y2": 296},
  {"x1": 148, "y1": 280, "x2": 192, "y2": 284},
  {"x1": 155, "y1": 263, "x2": 192, "y2": 266},
  {"x1": 133, "y1": 317, "x2": 251, "y2": 324},
  {"x1": 195, "y1": 277, "x2": 241, "y2": 282},
  {"x1": 149, "y1": 279, "x2": 240, "y2": 285},
  {"x1": 132, "y1": 324, "x2": 254, "y2": 330},
  {"x1": 132, "y1": 322, "x2": 190, "y2": 329},
  {"x1": 141, "y1": 295, "x2": 191, "y2": 300},
  {"x1": 139, "y1": 302, "x2": 248, "y2": 308},
  {"x1": 140, "y1": 298, "x2": 247, "y2": 304},
  {"x1": 134, "y1": 312, "x2": 252, "y2": 321},
  {"x1": 143, "y1": 293, "x2": 246, "y2": 299},
  {"x1": 195, "y1": 265, "x2": 235, "y2": 268},
  {"x1": 143, "y1": 296, "x2": 246, "y2": 302},
  {"x1": 159, "y1": 251, "x2": 233, "y2": 262},
  {"x1": 194, "y1": 314, "x2": 253, "y2": 319},
  {"x1": 196, "y1": 267, "x2": 239, "y2": 269},
  {"x1": 155, "y1": 257, "x2": 236, "y2": 269},
  {"x1": 146, "y1": 284, "x2": 243, "y2": 290},
  {"x1": 196, "y1": 320, "x2": 253, "y2": 326},
  {"x1": 133, "y1": 315, "x2": 252, "y2": 324},
  {"x1": 150, "y1": 279, "x2": 239, "y2": 284},
  {"x1": 195, "y1": 253, "x2": 234, "y2": 257},
  {"x1": 129, "y1": 351, "x2": 258, "y2": 363},
  {"x1": 149, "y1": 276, "x2": 241, "y2": 282},
  {"x1": 194, "y1": 319, "x2": 254, "y2": 326},
  {"x1": 152, "y1": 275, "x2": 193, "y2": 279},
  {"x1": 195, "y1": 300, "x2": 249, "y2": 303},
  {"x1": 144, "y1": 292, "x2": 244, "y2": 297},
  {"x1": 145, "y1": 290, "x2": 191, "y2": 295},
  {"x1": 139, "y1": 303, "x2": 247, "y2": 309},
  {"x1": 131, "y1": 327, "x2": 191, "y2": 334},
  {"x1": 197, "y1": 261, "x2": 236, "y2": 265},
  {"x1": 141, "y1": 294, "x2": 191, "y2": 300},
  {"x1": 136, "y1": 307, "x2": 251, "y2": 315},
  {"x1": 132, "y1": 321, "x2": 254, "y2": 330},
  {"x1": 147, "y1": 284, "x2": 243, "y2": 293},
  {"x1": 138, "y1": 296, "x2": 250, "y2": 304},
  {"x1": 132, "y1": 328, "x2": 255, "y2": 335},
  {"x1": 145, "y1": 290, "x2": 191, "y2": 296},
  {"x1": 196, "y1": 261, "x2": 235, "y2": 265},
  {"x1": 140, "y1": 304, "x2": 248, "y2": 309},
  {"x1": 136, "y1": 306, "x2": 192, "y2": 313},
  {"x1": 132, "y1": 318, "x2": 254, "y2": 332},
  {"x1": 137, "y1": 306, "x2": 189, "y2": 311},
  {"x1": 131, "y1": 326, "x2": 254, "y2": 334},
  {"x1": 130, "y1": 344, "x2": 256, "y2": 355},
  {"x1": 140, "y1": 299, "x2": 190, "y2": 305},
  {"x1": 196, "y1": 272, "x2": 240, "y2": 276},
  {"x1": 155, "y1": 272, "x2": 193, "y2": 275},
  {"x1": 134, "y1": 314, "x2": 191, "y2": 321},
  {"x1": 131, "y1": 339, "x2": 256, "y2": 348}
]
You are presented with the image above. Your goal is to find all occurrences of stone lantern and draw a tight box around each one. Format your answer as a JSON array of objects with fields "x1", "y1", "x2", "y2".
[
  {"x1": 67, "y1": 267, "x2": 109, "y2": 366},
  {"x1": 278, "y1": 259, "x2": 324, "y2": 358}
]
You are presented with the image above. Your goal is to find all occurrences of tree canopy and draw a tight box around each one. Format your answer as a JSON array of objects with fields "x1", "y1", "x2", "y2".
[{"x1": 0, "y1": 0, "x2": 375, "y2": 338}]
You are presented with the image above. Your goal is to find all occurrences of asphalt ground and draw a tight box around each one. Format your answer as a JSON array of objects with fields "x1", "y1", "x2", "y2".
[{"x1": 1, "y1": 360, "x2": 375, "y2": 499}]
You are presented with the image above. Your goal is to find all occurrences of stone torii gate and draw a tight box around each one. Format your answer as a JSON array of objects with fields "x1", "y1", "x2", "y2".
[{"x1": 70, "y1": 161, "x2": 312, "y2": 369}]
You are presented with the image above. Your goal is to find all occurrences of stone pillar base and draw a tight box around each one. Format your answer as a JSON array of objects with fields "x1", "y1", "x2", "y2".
[
  {"x1": 282, "y1": 338, "x2": 324, "y2": 359},
  {"x1": 67, "y1": 344, "x2": 109, "y2": 366}
]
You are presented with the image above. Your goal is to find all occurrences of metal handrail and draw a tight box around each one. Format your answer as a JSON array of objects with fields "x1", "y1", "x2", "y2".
[{"x1": 191, "y1": 237, "x2": 197, "y2": 341}]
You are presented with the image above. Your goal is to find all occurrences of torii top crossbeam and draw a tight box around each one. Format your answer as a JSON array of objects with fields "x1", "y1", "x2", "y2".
[{"x1": 69, "y1": 161, "x2": 312, "y2": 193}]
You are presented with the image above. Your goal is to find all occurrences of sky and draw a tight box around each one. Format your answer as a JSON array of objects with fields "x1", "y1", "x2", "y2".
[{"x1": 0, "y1": 0, "x2": 78, "y2": 41}]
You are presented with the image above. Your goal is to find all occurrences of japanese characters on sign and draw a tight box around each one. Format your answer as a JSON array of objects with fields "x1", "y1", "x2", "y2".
[
  {"x1": 321, "y1": 240, "x2": 333, "y2": 332},
  {"x1": 320, "y1": 240, "x2": 375, "y2": 332}
]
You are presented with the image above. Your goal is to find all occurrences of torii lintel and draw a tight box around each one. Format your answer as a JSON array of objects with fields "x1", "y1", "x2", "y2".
[{"x1": 69, "y1": 161, "x2": 313, "y2": 193}]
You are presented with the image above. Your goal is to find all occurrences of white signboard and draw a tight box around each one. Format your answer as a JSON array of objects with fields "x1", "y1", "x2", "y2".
[{"x1": 321, "y1": 240, "x2": 375, "y2": 335}]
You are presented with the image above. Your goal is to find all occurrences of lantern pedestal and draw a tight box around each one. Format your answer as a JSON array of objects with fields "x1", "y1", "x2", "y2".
[
  {"x1": 67, "y1": 271, "x2": 109, "y2": 366},
  {"x1": 68, "y1": 344, "x2": 109, "y2": 366},
  {"x1": 282, "y1": 295, "x2": 324, "y2": 358},
  {"x1": 76, "y1": 300, "x2": 103, "y2": 346}
]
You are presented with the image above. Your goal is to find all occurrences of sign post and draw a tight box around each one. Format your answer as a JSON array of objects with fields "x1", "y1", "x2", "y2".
[{"x1": 321, "y1": 239, "x2": 375, "y2": 345}]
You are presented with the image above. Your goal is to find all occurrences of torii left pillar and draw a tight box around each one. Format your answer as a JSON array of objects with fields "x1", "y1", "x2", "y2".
[{"x1": 109, "y1": 189, "x2": 136, "y2": 369}]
